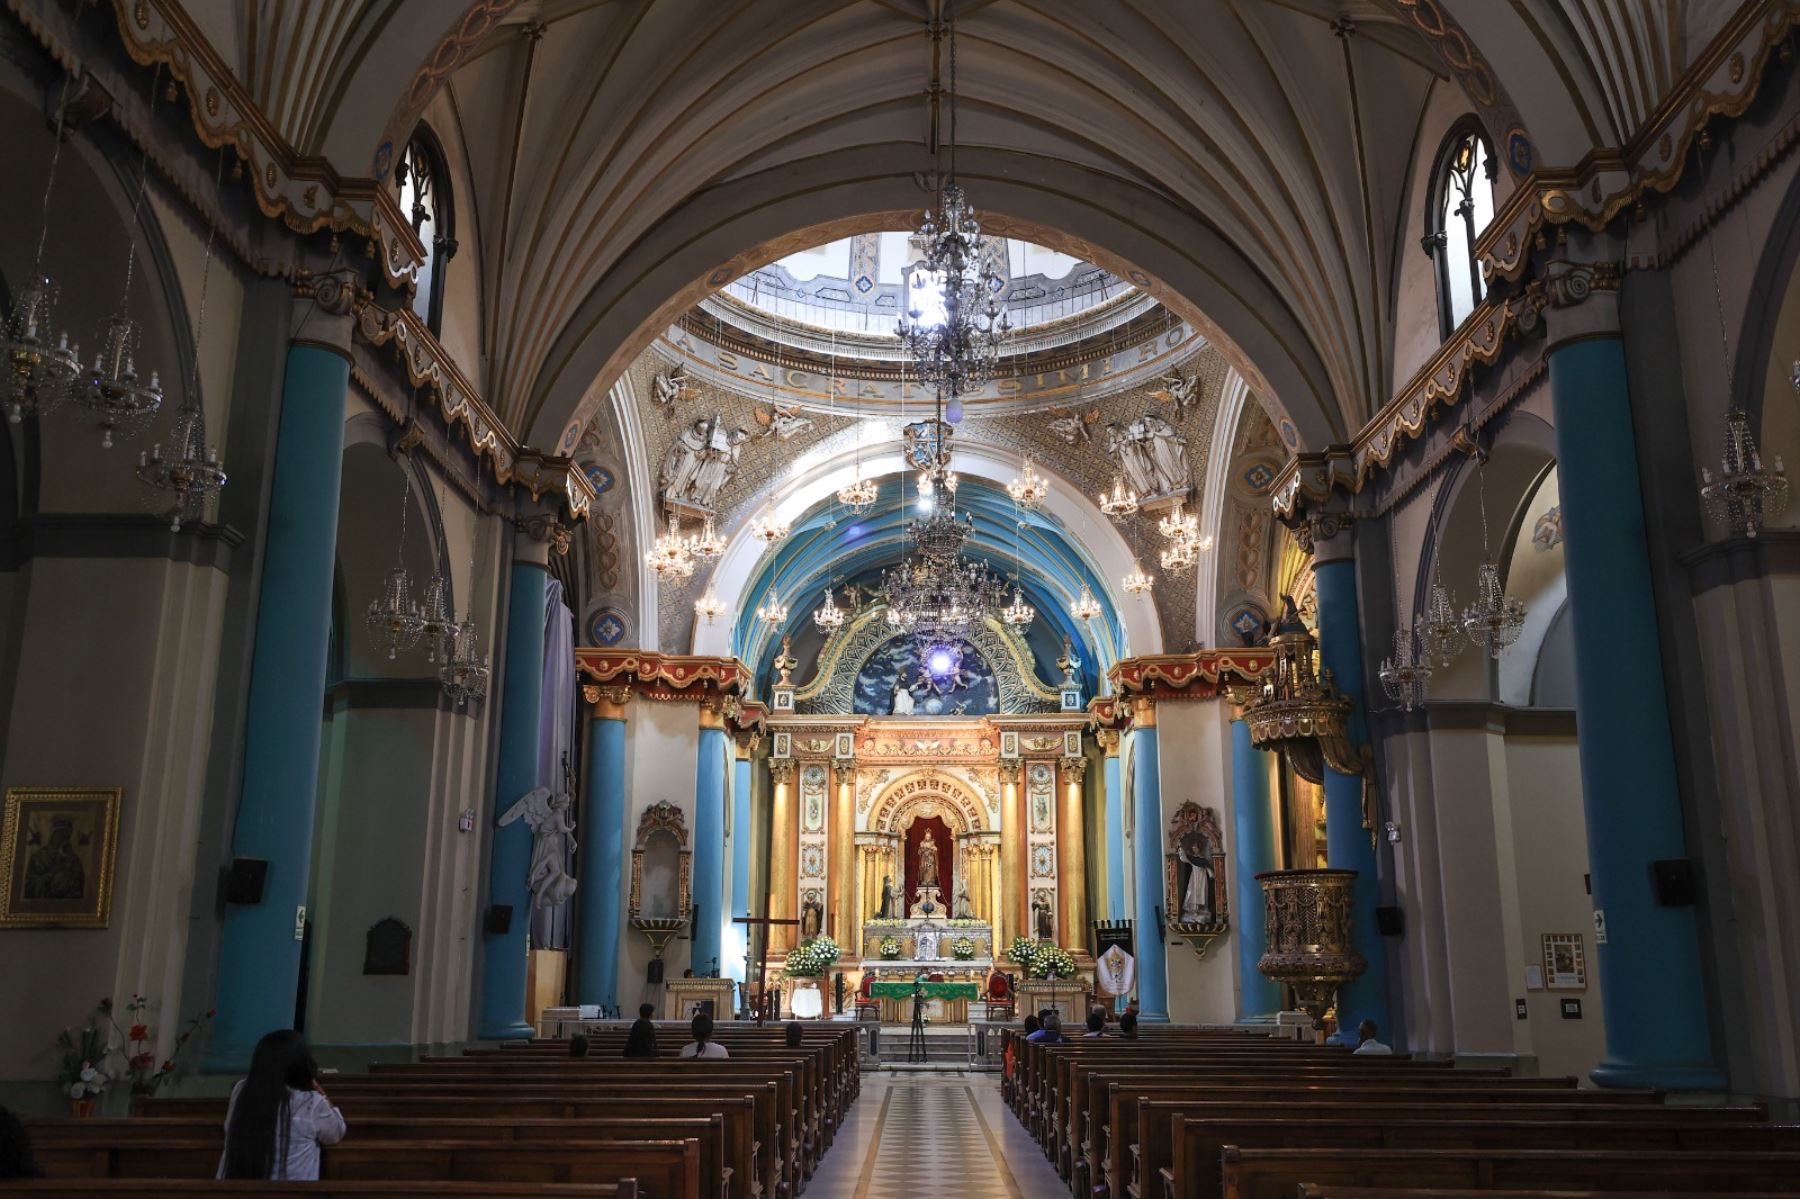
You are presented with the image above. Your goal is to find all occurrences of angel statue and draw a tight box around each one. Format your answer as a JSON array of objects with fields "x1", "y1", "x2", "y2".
[
  {"x1": 499, "y1": 783, "x2": 580, "y2": 909},
  {"x1": 651, "y1": 363, "x2": 693, "y2": 407},
  {"x1": 1151, "y1": 370, "x2": 1201, "y2": 414},
  {"x1": 752, "y1": 404, "x2": 815, "y2": 442}
]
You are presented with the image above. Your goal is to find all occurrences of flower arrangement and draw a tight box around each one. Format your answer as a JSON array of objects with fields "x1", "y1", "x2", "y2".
[
  {"x1": 106, "y1": 994, "x2": 215, "y2": 1096},
  {"x1": 55, "y1": 1002, "x2": 115, "y2": 1114},
  {"x1": 1007, "y1": 937, "x2": 1040, "y2": 971},
  {"x1": 878, "y1": 936, "x2": 903, "y2": 960},
  {"x1": 951, "y1": 936, "x2": 977, "y2": 961},
  {"x1": 1007, "y1": 938, "x2": 1077, "y2": 979},
  {"x1": 944, "y1": 918, "x2": 987, "y2": 928},
  {"x1": 784, "y1": 934, "x2": 841, "y2": 977}
]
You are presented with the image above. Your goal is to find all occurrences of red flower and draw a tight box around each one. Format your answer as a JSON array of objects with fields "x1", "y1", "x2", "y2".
[
  {"x1": 161, "y1": 1061, "x2": 174, "y2": 1072},
  {"x1": 205, "y1": 1009, "x2": 216, "y2": 1018},
  {"x1": 128, "y1": 1024, "x2": 148, "y2": 1042},
  {"x1": 130, "y1": 1053, "x2": 153, "y2": 1071}
]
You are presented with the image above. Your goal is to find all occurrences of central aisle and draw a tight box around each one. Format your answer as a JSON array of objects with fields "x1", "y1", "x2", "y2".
[{"x1": 808, "y1": 1072, "x2": 1066, "y2": 1198}]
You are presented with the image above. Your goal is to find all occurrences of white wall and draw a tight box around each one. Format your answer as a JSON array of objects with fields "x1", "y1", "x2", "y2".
[
  {"x1": 1155, "y1": 701, "x2": 1238, "y2": 1023},
  {"x1": 617, "y1": 699, "x2": 701, "y2": 1007}
]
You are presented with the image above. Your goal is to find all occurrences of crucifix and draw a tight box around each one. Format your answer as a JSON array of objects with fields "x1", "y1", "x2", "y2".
[{"x1": 733, "y1": 912, "x2": 800, "y2": 1026}]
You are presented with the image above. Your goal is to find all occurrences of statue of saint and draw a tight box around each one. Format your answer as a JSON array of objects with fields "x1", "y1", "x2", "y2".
[
  {"x1": 952, "y1": 876, "x2": 974, "y2": 920},
  {"x1": 498, "y1": 786, "x2": 579, "y2": 908},
  {"x1": 801, "y1": 893, "x2": 823, "y2": 939},
  {"x1": 916, "y1": 835, "x2": 940, "y2": 890},
  {"x1": 891, "y1": 677, "x2": 914, "y2": 715},
  {"x1": 1179, "y1": 834, "x2": 1216, "y2": 922},
  {"x1": 1033, "y1": 894, "x2": 1054, "y2": 942},
  {"x1": 879, "y1": 875, "x2": 898, "y2": 919}
]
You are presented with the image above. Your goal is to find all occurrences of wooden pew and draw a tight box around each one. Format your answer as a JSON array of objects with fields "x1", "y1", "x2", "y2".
[
  {"x1": 1300, "y1": 1191, "x2": 1798, "y2": 1199},
  {"x1": 1220, "y1": 1147, "x2": 1800, "y2": 1198},
  {"x1": 0, "y1": 1182, "x2": 633, "y2": 1198}
]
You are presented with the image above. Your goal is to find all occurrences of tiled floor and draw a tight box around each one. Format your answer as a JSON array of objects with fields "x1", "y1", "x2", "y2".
[{"x1": 808, "y1": 1071, "x2": 1067, "y2": 1198}]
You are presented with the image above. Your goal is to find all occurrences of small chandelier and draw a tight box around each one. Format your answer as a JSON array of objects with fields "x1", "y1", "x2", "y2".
[
  {"x1": 1122, "y1": 561, "x2": 1155, "y2": 596},
  {"x1": 5, "y1": 84, "x2": 79, "y2": 426},
  {"x1": 1700, "y1": 409, "x2": 1789, "y2": 537},
  {"x1": 1159, "y1": 535, "x2": 1198, "y2": 573},
  {"x1": 1157, "y1": 501, "x2": 1197, "y2": 542},
  {"x1": 1098, "y1": 475, "x2": 1139, "y2": 519},
  {"x1": 1001, "y1": 583, "x2": 1036, "y2": 626},
  {"x1": 1379, "y1": 625, "x2": 1432, "y2": 713},
  {"x1": 755, "y1": 592, "x2": 789, "y2": 624},
  {"x1": 1417, "y1": 572, "x2": 1462, "y2": 666},
  {"x1": 749, "y1": 505, "x2": 791, "y2": 546},
  {"x1": 137, "y1": 402, "x2": 225, "y2": 532},
  {"x1": 1006, "y1": 458, "x2": 1049, "y2": 510},
  {"x1": 366, "y1": 470, "x2": 424, "y2": 660},
  {"x1": 439, "y1": 620, "x2": 491, "y2": 708},
  {"x1": 813, "y1": 586, "x2": 847, "y2": 633},
  {"x1": 646, "y1": 514, "x2": 696, "y2": 580},
  {"x1": 418, "y1": 568, "x2": 454, "y2": 662},
  {"x1": 75, "y1": 311, "x2": 164, "y2": 448},
  {"x1": 838, "y1": 472, "x2": 878, "y2": 515},
  {"x1": 694, "y1": 586, "x2": 728, "y2": 625},
  {"x1": 691, "y1": 515, "x2": 727, "y2": 560},
  {"x1": 1069, "y1": 583, "x2": 1103, "y2": 621},
  {"x1": 1462, "y1": 561, "x2": 1526, "y2": 659}
]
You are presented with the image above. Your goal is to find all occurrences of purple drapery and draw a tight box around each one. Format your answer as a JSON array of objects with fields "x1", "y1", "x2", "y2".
[{"x1": 531, "y1": 575, "x2": 578, "y2": 949}]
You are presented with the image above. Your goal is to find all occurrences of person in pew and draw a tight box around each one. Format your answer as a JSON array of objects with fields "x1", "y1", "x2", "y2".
[
  {"x1": 785, "y1": 1021, "x2": 804, "y2": 1048},
  {"x1": 1352, "y1": 1017, "x2": 1393, "y2": 1055},
  {"x1": 1082, "y1": 1008, "x2": 1109, "y2": 1038},
  {"x1": 1027, "y1": 1012, "x2": 1069, "y2": 1044},
  {"x1": 569, "y1": 1034, "x2": 592, "y2": 1058},
  {"x1": 639, "y1": 1002, "x2": 655, "y2": 1019},
  {"x1": 218, "y1": 1029, "x2": 346, "y2": 1181},
  {"x1": 1021, "y1": 1014, "x2": 1041, "y2": 1037},
  {"x1": 1117, "y1": 1011, "x2": 1138, "y2": 1040},
  {"x1": 623, "y1": 1014, "x2": 659, "y2": 1058},
  {"x1": 0, "y1": 1105, "x2": 45, "y2": 1179},
  {"x1": 679, "y1": 1012, "x2": 730, "y2": 1059}
]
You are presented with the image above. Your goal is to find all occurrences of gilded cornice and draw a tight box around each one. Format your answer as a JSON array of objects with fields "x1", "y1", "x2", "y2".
[
  {"x1": 1104, "y1": 650, "x2": 1276, "y2": 701},
  {"x1": 1475, "y1": 0, "x2": 1800, "y2": 284},
  {"x1": 110, "y1": 0, "x2": 425, "y2": 291},
  {"x1": 573, "y1": 648, "x2": 764, "y2": 739}
]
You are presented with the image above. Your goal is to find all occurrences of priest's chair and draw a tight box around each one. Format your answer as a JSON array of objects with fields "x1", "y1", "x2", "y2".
[
  {"x1": 854, "y1": 973, "x2": 882, "y2": 1022},
  {"x1": 984, "y1": 969, "x2": 1016, "y2": 1020}
]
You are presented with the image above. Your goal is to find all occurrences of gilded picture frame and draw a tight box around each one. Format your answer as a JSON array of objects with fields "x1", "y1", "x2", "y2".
[
  {"x1": 0, "y1": 787, "x2": 122, "y2": 929},
  {"x1": 1541, "y1": 932, "x2": 1587, "y2": 990}
]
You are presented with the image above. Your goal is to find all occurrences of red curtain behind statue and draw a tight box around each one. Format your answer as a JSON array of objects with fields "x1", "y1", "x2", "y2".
[{"x1": 903, "y1": 816, "x2": 954, "y2": 912}]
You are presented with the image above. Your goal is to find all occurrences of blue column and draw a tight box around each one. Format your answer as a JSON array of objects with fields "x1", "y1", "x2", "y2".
[
  {"x1": 208, "y1": 343, "x2": 347, "y2": 1069},
  {"x1": 1232, "y1": 718, "x2": 1282, "y2": 1019},
  {"x1": 1311, "y1": 551, "x2": 1391, "y2": 1034},
  {"x1": 1548, "y1": 334, "x2": 1722, "y2": 1089},
  {"x1": 691, "y1": 715, "x2": 729, "y2": 976},
  {"x1": 1129, "y1": 712, "x2": 1169, "y2": 1021},
  {"x1": 577, "y1": 694, "x2": 628, "y2": 1012},
  {"x1": 729, "y1": 750, "x2": 753, "y2": 987},
  {"x1": 1103, "y1": 743, "x2": 1126, "y2": 920},
  {"x1": 478, "y1": 547, "x2": 548, "y2": 1039}
]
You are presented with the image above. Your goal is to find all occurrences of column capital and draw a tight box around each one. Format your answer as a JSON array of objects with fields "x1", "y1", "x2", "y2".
[
  {"x1": 998, "y1": 761, "x2": 1022, "y2": 784},
  {"x1": 584, "y1": 684, "x2": 632, "y2": 719},
  {"x1": 1058, "y1": 755, "x2": 1086, "y2": 782},
  {"x1": 289, "y1": 267, "x2": 363, "y2": 359},
  {"x1": 698, "y1": 699, "x2": 727, "y2": 731},
  {"x1": 1131, "y1": 696, "x2": 1157, "y2": 728},
  {"x1": 769, "y1": 759, "x2": 795, "y2": 784},
  {"x1": 1095, "y1": 728, "x2": 1120, "y2": 756},
  {"x1": 514, "y1": 509, "x2": 572, "y2": 561},
  {"x1": 1542, "y1": 257, "x2": 1623, "y2": 350},
  {"x1": 1296, "y1": 508, "x2": 1356, "y2": 564},
  {"x1": 832, "y1": 756, "x2": 857, "y2": 775}
]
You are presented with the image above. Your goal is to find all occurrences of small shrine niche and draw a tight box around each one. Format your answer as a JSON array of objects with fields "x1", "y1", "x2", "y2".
[
  {"x1": 1164, "y1": 801, "x2": 1229, "y2": 959},
  {"x1": 362, "y1": 916, "x2": 413, "y2": 976},
  {"x1": 629, "y1": 801, "x2": 692, "y2": 959}
]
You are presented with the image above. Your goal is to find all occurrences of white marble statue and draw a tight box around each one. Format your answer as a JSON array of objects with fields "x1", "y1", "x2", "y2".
[
  {"x1": 651, "y1": 363, "x2": 692, "y2": 407},
  {"x1": 1048, "y1": 410, "x2": 1092, "y2": 444},
  {"x1": 498, "y1": 786, "x2": 580, "y2": 908},
  {"x1": 917, "y1": 836, "x2": 940, "y2": 890},
  {"x1": 891, "y1": 678, "x2": 915, "y2": 715},
  {"x1": 1106, "y1": 413, "x2": 1189, "y2": 496},
  {"x1": 1152, "y1": 370, "x2": 1201, "y2": 414},
  {"x1": 915, "y1": 922, "x2": 940, "y2": 961},
  {"x1": 660, "y1": 414, "x2": 750, "y2": 508},
  {"x1": 1179, "y1": 835, "x2": 1217, "y2": 921},
  {"x1": 752, "y1": 404, "x2": 814, "y2": 442},
  {"x1": 952, "y1": 876, "x2": 975, "y2": 920}
]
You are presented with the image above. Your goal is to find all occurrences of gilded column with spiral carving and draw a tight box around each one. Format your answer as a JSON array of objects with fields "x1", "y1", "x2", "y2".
[
  {"x1": 1056, "y1": 755, "x2": 1089, "y2": 953},
  {"x1": 1000, "y1": 761, "x2": 1024, "y2": 951},
  {"x1": 769, "y1": 759, "x2": 797, "y2": 953}
]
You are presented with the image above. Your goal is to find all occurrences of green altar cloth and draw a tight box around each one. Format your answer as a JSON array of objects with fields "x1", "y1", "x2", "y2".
[{"x1": 869, "y1": 981, "x2": 979, "y2": 1000}]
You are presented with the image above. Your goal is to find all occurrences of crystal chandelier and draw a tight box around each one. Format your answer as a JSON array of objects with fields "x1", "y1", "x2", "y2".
[
  {"x1": 1122, "y1": 561, "x2": 1154, "y2": 596},
  {"x1": 1159, "y1": 535, "x2": 1198, "y2": 573},
  {"x1": 813, "y1": 585, "x2": 847, "y2": 633},
  {"x1": 1700, "y1": 409, "x2": 1789, "y2": 537},
  {"x1": 1378, "y1": 625, "x2": 1432, "y2": 713},
  {"x1": 694, "y1": 586, "x2": 728, "y2": 625},
  {"x1": 76, "y1": 312, "x2": 164, "y2": 448},
  {"x1": 1460, "y1": 459, "x2": 1526, "y2": 659},
  {"x1": 749, "y1": 503, "x2": 791, "y2": 546},
  {"x1": 1006, "y1": 457, "x2": 1048, "y2": 510},
  {"x1": 691, "y1": 515, "x2": 727, "y2": 560},
  {"x1": 366, "y1": 471, "x2": 424, "y2": 660},
  {"x1": 755, "y1": 591, "x2": 789, "y2": 624},
  {"x1": 1001, "y1": 583, "x2": 1036, "y2": 626},
  {"x1": 893, "y1": 10, "x2": 1009, "y2": 410},
  {"x1": 5, "y1": 80, "x2": 80, "y2": 426},
  {"x1": 439, "y1": 619, "x2": 491, "y2": 707},
  {"x1": 1416, "y1": 571, "x2": 1461, "y2": 666},
  {"x1": 1069, "y1": 583, "x2": 1103, "y2": 621},
  {"x1": 1157, "y1": 501, "x2": 1197, "y2": 543},
  {"x1": 1098, "y1": 475, "x2": 1139, "y2": 519},
  {"x1": 837, "y1": 472, "x2": 878, "y2": 514},
  {"x1": 418, "y1": 567, "x2": 454, "y2": 662},
  {"x1": 646, "y1": 513, "x2": 697, "y2": 580}
]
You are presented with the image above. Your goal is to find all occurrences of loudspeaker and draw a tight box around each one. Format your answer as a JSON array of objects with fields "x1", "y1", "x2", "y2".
[
  {"x1": 647, "y1": 959, "x2": 664, "y2": 985},
  {"x1": 1651, "y1": 859, "x2": 1697, "y2": 906},
  {"x1": 1375, "y1": 905, "x2": 1404, "y2": 936},
  {"x1": 223, "y1": 858, "x2": 268, "y2": 905},
  {"x1": 484, "y1": 904, "x2": 513, "y2": 935}
]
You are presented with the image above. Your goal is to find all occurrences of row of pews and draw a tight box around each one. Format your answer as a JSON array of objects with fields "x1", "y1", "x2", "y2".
[
  {"x1": 17, "y1": 1023, "x2": 860, "y2": 1199},
  {"x1": 1002, "y1": 1024, "x2": 1800, "y2": 1199}
]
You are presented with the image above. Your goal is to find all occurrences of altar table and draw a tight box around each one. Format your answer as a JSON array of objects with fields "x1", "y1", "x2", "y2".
[{"x1": 869, "y1": 980, "x2": 978, "y2": 1023}]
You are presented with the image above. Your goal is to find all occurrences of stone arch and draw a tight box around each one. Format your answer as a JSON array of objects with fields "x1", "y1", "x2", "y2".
[{"x1": 869, "y1": 771, "x2": 989, "y2": 838}]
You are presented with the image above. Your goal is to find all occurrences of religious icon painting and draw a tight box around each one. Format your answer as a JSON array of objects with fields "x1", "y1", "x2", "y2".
[
  {"x1": 0, "y1": 788, "x2": 121, "y2": 929},
  {"x1": 1541, "y1": 933, "x2": 1586, "y2": 990}
]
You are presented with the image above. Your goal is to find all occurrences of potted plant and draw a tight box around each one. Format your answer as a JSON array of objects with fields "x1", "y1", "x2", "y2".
[
  {"x1": 951, "y1": 936, "x2": 977, "y2": 961},
  {"x1": 1031, "y1": 944, "x2": 1077, "y2": 980},
  {"x1": 878, "y1": 936, "x2": 903, "y2": 960},
  {"x1": 55, "y1": 1004, "x2": 114, "y2": 1117},
  {"x1": 783, "y1": 935, "x2": 841, "y2": 1017},
  {"x1": 1007, "y1": 937, "x2": 1040, "y2": 975},
  {"x1": 106, "y1": 994, "x2": 215, "y2": 1098}
]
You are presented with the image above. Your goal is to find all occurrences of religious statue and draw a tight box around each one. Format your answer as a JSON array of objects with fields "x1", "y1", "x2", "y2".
[
  {"x1": 1105, "y1": 412, "x2": 1189, "y2": 497},
  {"x1": 891, "y1": 677, "x2": 915, "y2": 715},
  {"x1": 775, "y1": 635, "x2": 798, "y2": 686},
  {"x1": 660, "y1": 414, "x2": 750, "y2": 509},
  {"x1": 498, "y1": 785, "x2": 579, "y2": 909},
  {"x1": 952, "y1": 876, "x2": 975, "y2": 920},
  {"x1": 916, "y1": 835, "x2": 940, "y2": 890},
  {"x1": 651, "y1": 363, "x2": 693, "y2": 407},
  {"x1": 915, "y1": 922, "x2": 940, "y2": 962},
  {"x1": 879, "y1": 875, "x2": 898, "y2": 919},
  {"x1": 1047, "y1": 407, "x2": 1096, "y2": 444},
  {"x1": 1179, "y1": 834, "x2": 1217, "y2": 922},
  {"x1": 752, "y1": 404, "x2": 814, "y2": 441},
  {"x1": 801, "y1": 893, "x2": 823, "y2": 939},
  {"x1": 1033, "y1": 894, "x2": 1054, "y2": 941},
  {"x1": 1151, "y1": 369, "x2": 1201, "y2": 414}
]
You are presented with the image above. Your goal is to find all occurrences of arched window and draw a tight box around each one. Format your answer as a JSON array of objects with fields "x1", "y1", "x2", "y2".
[
  {"x1": 1424, "y1": 119, "x2": 1497, "y2": 338},
  {"x1": 395, "y1": 126, "x2": 456, "y2": 334}
]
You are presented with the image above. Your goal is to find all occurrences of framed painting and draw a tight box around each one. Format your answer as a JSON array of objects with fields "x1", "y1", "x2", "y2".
[
  {"x1": 0, "y1": 788, "x2": 122, "y2": 929},
  {"x1": 1541, "y1": 932, "x2": 1587, "y2": 990}
]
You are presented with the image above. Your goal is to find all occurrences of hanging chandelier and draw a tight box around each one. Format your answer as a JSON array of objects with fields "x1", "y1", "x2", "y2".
[
  {"x1": 894, "y1": 8, "x2": 1009, "y2": 410},
  {"x1": 366, "y1": 472, "x2": 424, "y2": 660},
  {"x1": 755, "y1": 591, "x2": 789, "y2": 624},
  {"x1": 1416, "y1": 572, "x2": 1461, "y2": 666},
  {"x1": 813, "y1": 585, "x2": 847, "y2": 633},
  {"x1": 1460, "y1": 456, "x2": 1526, "y2": 659},
  {"x1": 1700, "y1": 409, "x2": 1789, "y2": 537},
  {"x1": 5, "y1": 80, "x2": 80, "y2": 427},
  {"x1": 837, "y1": 472, "x2": 878, "y2": 514},
  {"x1": 418, "y1": 568, "x2": 454, "y2": 662},
  {"x1": 691, "y1": 515, "x2": 727, "y2": 561},
  {"x1": 1098, "y1": 475, "x2": 1139, "y2": 519},
  {"x1": 1122, "y1": 561, "x2": 1155, "y2": 596},
  {"x1": 1006, "y1": 457, "x2": 1049, "y2": 510},
  {"x1": 1159, "y1": 534, "x2": 1198, "y2": 574},
  {"x1": 1001, "y1": 583, "x2": 1036, "y2": 626},
  {"x1": 1378, "y1": 625, "x2": 1432, "y2": 713},
  {"x1": 694, "y1": 587, "x2": 728, "y2": 625},
  {"x1": 439, "y1": 619, "x2": 491, "y2": 707},
  {"x1": 1157, "y1": 501, "x2": 1198, "y2": 543},
  {"x1": 646, "y1": 514, "x2": 697, "y2": 580},
  {"x1": 1069, "y1": 583, "x2": 1103, "y2": 621},
  {"x1": 749, "y1": 504, "x2": 790, "y2": 546}
]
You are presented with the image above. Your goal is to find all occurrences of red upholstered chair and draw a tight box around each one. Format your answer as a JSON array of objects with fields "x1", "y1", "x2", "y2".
[
  {"x1": 928, "y1": 972, "x2": 946, "y2": 983},
  {"x1": 984, "y1": 970, "x2": 1015, "y2": 1020},
  {"x1": 855, "y1": 973, "x2": 881, "y2": 1021}
]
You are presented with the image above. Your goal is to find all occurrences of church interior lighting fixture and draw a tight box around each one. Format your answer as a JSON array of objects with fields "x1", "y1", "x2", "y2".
[
  {"x1": 138, "y1": 152, "x2": 231, "y2": 531},
  {"x1": 366, "y1": 469, "x2": 425, "y2": 660},
  {"x1": 1098, "y1": 475, "x2": 1140, "y2": 518},
  {"x1": 1379, "y1": 625, "x2": 1432, "y2": 713},
  {"x1": 1000, "y1": 516, "x2": 1035, "y2": 626},
  {"x1": 691, "y1": 514, "x2": 727, "y2": 560},
  {"x1": 5, "y1": 79, "x2": 80, "y2": 427},
  {"x1": 1069, "y1": 582, "x2": 1103, "y2": 622},
  {"x1": 837, "y1": 471, "x2": 879, "y2": 515},
  {"x1": 1700, "y1": 408, "x2": 1789, "y2": 537},
  {"x1": 1006, "y1": 456, "x2": 1049, "y2": 510},
  {"x1": 418, "y1": 567, "x2": 453, "y2": 662},
  {"x1": 1159, "y1": 534, "x2": 1198, "y2": 574},
  {"x1": 813, "y1": 583, "x2": 847, "y2": 633},
  {"x1": 755, "y1": 591, "x2": 789, "y2": 625},
  {"x1": 1122, "y1": 561, "x2": 1155, "y2": 596},
  {"x1": 1460, "y1": 458, "x2": 1526, "y2": 659},
  {"x1": 893, "y1": 5, "x2": 1009, "y2": 412},
  {"x1": 439, "y1": 619, "x2": 490, "y2": 708},
  {"x1": 646, "y1": 512, "x2": 697, "y2": 580},
  {"x1": 1416, "y1": 570, "x2": 1462, "y2": 666},
  {"x1": 1157, "y1": 500, "x2": 1198, "y2": 543},
  {"x1": 749, "y1": 501, "x2": 790, "y2": 546},
  {"x1": 694, "y1": 586, "x2": 727, "y2": 625}
]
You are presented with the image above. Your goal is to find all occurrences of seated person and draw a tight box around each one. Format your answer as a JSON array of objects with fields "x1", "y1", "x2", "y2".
[
  {"x1": 680, "y1": 1012, "x2": 730, "y2": 1058},
  {"x1": 0, "y1": 1106, "x2": 44, "y2": 1179},
  {"x1": 217, "y1": 1031, "x2": 346, "y2": 1181},
  {"x1": 568, "y1": 1033, "x2": 591, "y2": 1058},
  {"x1": 622, "y1": 1016, "x2": 658, "y2": 1058},
  {"x1": 1026, "y1": 1012, "x2": 1069, "y2": 1043},
  {"x1": 1118, "y1": 1011, "x2": 1139, "y2": 1040},
  {"x1": 1352, "y1": 1018, "x2": 1393, "y2": 1055},
  {"x1": 1021, "y1": 1014, "x2": 1041, "y2": 1037},
  {"x1": 785, "y1": 1021, "x2": 804, "y2": 1048},
  {"x1": 1081, "y1": 1008, "x2": 1108, "y2": 1037}
]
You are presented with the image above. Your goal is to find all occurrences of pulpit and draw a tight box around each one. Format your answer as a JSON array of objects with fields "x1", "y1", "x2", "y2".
[
  {"x1": 662, "y1": 976, "x2": 735, "y2": 1021},
  {"x1": 1018, "y1": 978, "x2": 1087, "y2": 1024}
]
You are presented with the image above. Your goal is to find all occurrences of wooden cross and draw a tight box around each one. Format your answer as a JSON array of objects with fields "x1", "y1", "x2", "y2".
[{"x1": 733, "y1": 912, "x2": 800, "y2": 1025}]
